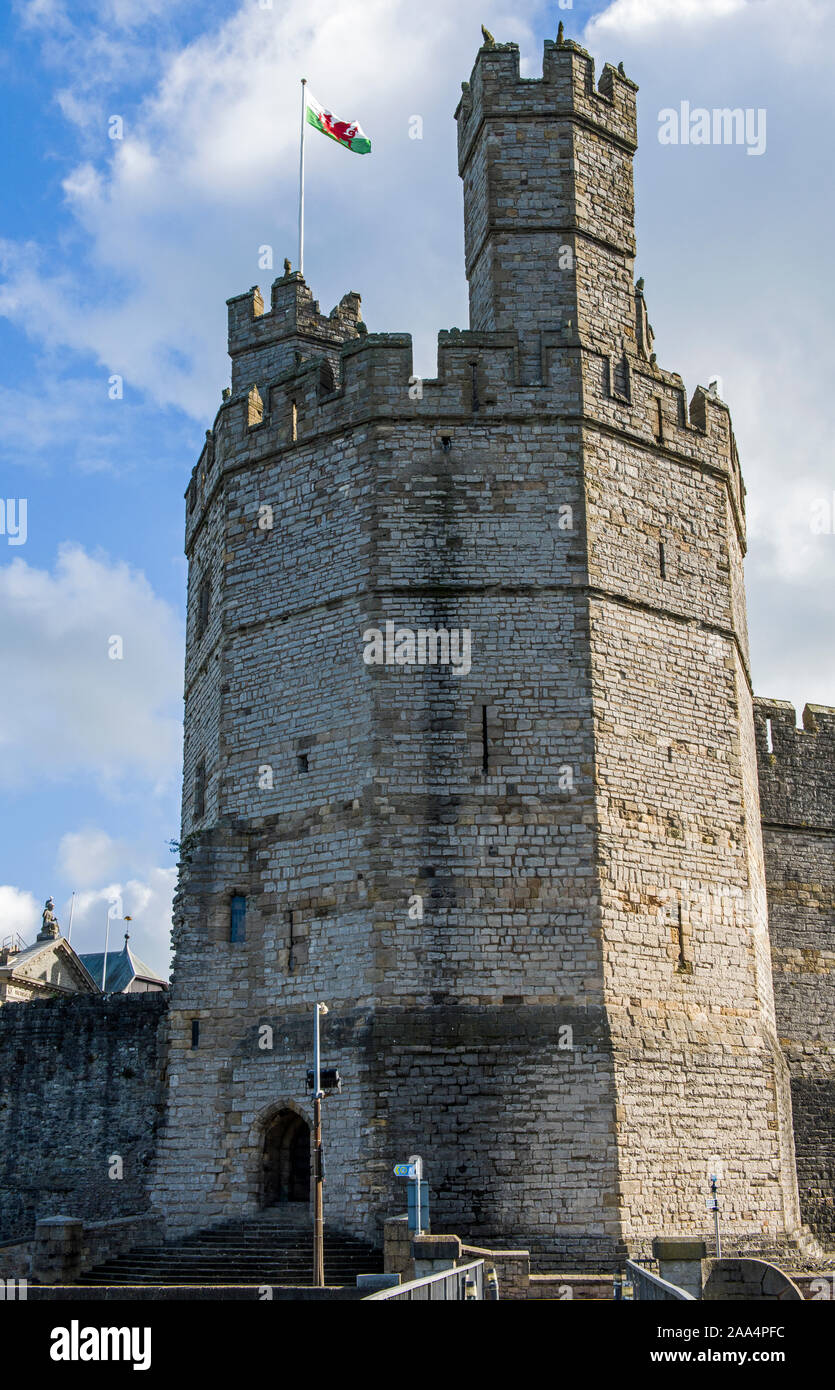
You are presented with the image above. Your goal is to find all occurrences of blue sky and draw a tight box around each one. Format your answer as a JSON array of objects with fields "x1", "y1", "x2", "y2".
[{"x1": 1, "y1": 0, "x2": 833, "y2": 976}]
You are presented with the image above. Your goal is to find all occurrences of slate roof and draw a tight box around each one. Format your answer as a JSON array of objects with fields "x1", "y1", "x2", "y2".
[{"x1": 77, "y1": 941, "x2": 168, "y2": 993}]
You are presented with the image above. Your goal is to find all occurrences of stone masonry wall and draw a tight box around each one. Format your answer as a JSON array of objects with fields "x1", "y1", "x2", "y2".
[
  {"x1": 755, "y1": 698, "x2": 835, "y2": 1244},
  {"x1": 152, "y1": 37, "x2": 806, "y2": 1264},
  {"x1": 582, "y1": 396, "x2": 798, "y2": 1247},
  {"x1": 0, "y1": 995, "x2": 168, "y2": 1242},
  {"x1": 156, "y1": 368, "x2": 621, "y2": 1252},
  {"x1": 0, "y1": 40, "x2": 828, "y2": 1270}
]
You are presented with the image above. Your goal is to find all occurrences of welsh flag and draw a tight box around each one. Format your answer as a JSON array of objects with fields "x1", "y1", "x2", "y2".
[{"x1": 305, "y1": 88, "x2": 371, "y2": 155}]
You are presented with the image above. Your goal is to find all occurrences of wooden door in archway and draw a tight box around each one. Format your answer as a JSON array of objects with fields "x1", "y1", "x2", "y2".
[{"x1": 262, "y1": 1108, "x2": 310, "y2": 1205}]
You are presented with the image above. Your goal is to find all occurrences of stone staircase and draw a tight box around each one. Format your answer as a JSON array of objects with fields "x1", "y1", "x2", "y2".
[
  {"x1": 625, "y1": 1224, "x2": 835, "y2": 1276},
  {"x1": 78, "y1": 1206, "x2": 383, "y2": 1287},
  {"x1": 525, "y1": 1222, "x2": 834, "y2": 1277},
  {"x1": 712, "y1": 1224, "x2": 835, "y2": 1271}
]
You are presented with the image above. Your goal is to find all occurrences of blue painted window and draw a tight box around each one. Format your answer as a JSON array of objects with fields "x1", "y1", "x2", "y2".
[{"x1": 230, "y1": 895, "x2": 246, "y2": 943}]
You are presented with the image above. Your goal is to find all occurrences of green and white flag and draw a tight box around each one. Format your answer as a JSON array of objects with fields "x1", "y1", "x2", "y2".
[{"x1": 304, "y1": 87, "x2": 371, "y2": 155}]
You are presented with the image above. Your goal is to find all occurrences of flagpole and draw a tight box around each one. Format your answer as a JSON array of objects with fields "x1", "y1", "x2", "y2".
[
  {"x1": 101, "y1": 905, "x2": 111, "y2": 992},
  {"x1": 298, "y1": 77, "x2": 307, "y2": 276}
]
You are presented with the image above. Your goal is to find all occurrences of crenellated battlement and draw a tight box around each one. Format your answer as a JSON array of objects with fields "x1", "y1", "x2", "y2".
[
  {"x1": 226, "y1": 268, "x2": 362, "y2": 395},
  {"x1": 185, "y1": 293, "x2": 745, "y2": 552},
  {"x1": 453, "y1": 34, "x2": 639, "y2": 374},
  {"x1": 455, "y1": 38, "x2": 637, "y2": 173},
  {"x1": 754, "y1": 697, "x2": 835, "y2": 830},
  {"x1": 205, "y1": 331, "x2": 739, "y2": 443},
  {"x1": 161, "y1": 36, "x2": 824, "y2": 1263}
]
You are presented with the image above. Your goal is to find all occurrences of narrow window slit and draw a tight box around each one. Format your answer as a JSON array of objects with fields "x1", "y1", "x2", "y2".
[
  {"x1": 673, "y1": 904, "x2": 691, "y2": 973},
  {"x1": 193, "y1": 758, "x2": 206, "y2": 820},
  {"x1": 674, "y1": 906, "x2": 685, "y2": 967},
  {"x1": 287, "y1": 910, "x2": 308, "y2": 971},
  {"x1": 197, "y1": 575, "x2": 210, "y2": 639},
  {"x1": 287, "y1": 909, "x2": 295, "y2": 972},
  {"x1": 481, "y1": 704, "x2": 489, "y2": 776},
  {"x1": 230, "y1": 895, "x2": 246, "y2": 943}
]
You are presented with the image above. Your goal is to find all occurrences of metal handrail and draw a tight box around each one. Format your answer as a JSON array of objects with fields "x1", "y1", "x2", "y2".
[
  {"x1": 0, "y1": 932, "x2": 27, "y2": 955},
  {"x1": 626, "y1": 1258, "x2": 696, "y2": 1301},
  {"x1": 363, "y1": 1258, "x2": 486, "y2": 1301}
]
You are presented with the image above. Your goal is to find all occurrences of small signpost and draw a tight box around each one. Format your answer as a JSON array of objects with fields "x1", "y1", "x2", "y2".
[
  {"x1": 406, "y1": 1180, "x2": 429, "y2": 1234},
  {"x1": 393, "y1": 1154, "x2": 426, "y2": 1234}
]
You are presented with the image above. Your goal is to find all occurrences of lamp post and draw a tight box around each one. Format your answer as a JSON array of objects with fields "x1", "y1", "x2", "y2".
[{"x1": 313, "y1": 1002, "x2": 328, "y2": 1287}]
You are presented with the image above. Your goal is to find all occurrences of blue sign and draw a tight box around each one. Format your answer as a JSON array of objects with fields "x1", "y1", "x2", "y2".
[{"x1": 393, "y1": 1163, "x2": 416, "y2": 1178}]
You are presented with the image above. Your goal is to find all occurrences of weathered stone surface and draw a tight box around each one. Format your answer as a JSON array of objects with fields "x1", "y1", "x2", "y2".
[
  {"x1": 0, "y1": 996, "x2": 167, "y2": 1241},
  {"x1": 0, "y1": 39, "x2": 831, "y2": 1273},
  {"x1": 754, "y1": 699, "x2": 835, "y2": 1244},
  {"x1": 653, "y1": 1238, "x2": 707, "y2": 1262},
  {"x1": 702, "y1": 1257, "x2": 803, "y2": 1301},
  {"x1": 150, "y1": 37, "x2": 816, "y2": 1269}
]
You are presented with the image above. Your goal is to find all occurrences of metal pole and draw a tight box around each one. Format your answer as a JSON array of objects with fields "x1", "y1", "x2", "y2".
[
  {"x1": 66, "y1": 892, "x2": 75, "y2": 944},
  {"x1": 313, "y1": 1093, "x2": 323, "y2": 1286},
  {"x1": 298, "y1": 78, "x2": 307, "y2": 276},
  {"x1": 313, "y1": 1002, "x2": 326, "y2": 1287},
  {"x1": 409, "y1": 1153, "x2": 423, "y2": 1236},
  {"x1": 313, "y1": 999, "x2": 321, "y2": 1095},
  {"x1": 712, "y1": 1176, "x2": 722, "y2": 1260},
  {"x1": 101, "y1": 906, "x2": 111, "y2": 991}
]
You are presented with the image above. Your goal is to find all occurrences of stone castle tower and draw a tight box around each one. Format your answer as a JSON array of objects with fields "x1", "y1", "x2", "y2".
[{"x1": 152, "y1": 35, "x2": 805, "y2": 1265}]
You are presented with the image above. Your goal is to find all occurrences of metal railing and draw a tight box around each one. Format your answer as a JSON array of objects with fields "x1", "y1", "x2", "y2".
[
  {"x1": 363, "y1": 1259, "x2": 486, "y2": 1301},
  {"x1": 626, "y1": 1259, "x2": 696, "y2": 1301},
  {"x1": 0, "y1": 932, "x2": 27, "y2": 955}
]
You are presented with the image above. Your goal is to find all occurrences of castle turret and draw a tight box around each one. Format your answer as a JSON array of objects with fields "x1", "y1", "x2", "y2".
[
  {"x1": 152, "y1": 35, "x2": 805, "y2": 1266},
  {"x1": 456, "y1": 38, "x2": 638, "y2": 381}
]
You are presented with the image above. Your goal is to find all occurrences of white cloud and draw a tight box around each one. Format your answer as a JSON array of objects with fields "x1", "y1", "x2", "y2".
[
  {"x1": 0, "y1": 363, "x2": 197, "y2": 472},
  {"x1": 62, "y1": 865, "x2": 175, "y2": 978},
  {"x1": 1, "y1": 869, "x2": 174, "y2": 976},
  {"x1": 0, "y1": 372, "x2": 119, "y2": 469},
  {"x1": 3, "y1": 0, "x2": 834, "y2": 730},
  {"x1": 0, "y1": 0, "x2": 530, "y2": 416},
  {"x1": 0, "y1": 884, "x2": 41, "y2": 939},
  {"x1": 588, "y1": 0, "x2": 747, "y2": 34},
  {"x1": 745, "y1": 552, "x2": 835, "y2": 717},
  {"x1": 58, "y1": 828, "x2": 127, "y2": 884},
  {"x1": 0, "y1": 544, "x2": 182, "y2": 791},
  {"x1": 14, "y1": 0, "x2": 208, "y2": 150},
  {"x1": 582, "y1": 0, "x2": 835, "y2": 716},
  {"x1": 587, "y1": 0, "x2": 834, "y2": 50},
  {"x1": 17, "y1": 0, "x2": 69, "y2": 32}
]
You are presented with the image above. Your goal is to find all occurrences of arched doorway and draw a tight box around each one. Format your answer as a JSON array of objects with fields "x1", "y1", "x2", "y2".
[{"x1": 261, "y1": 1108, "x2": 311, "y2": 1206}]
